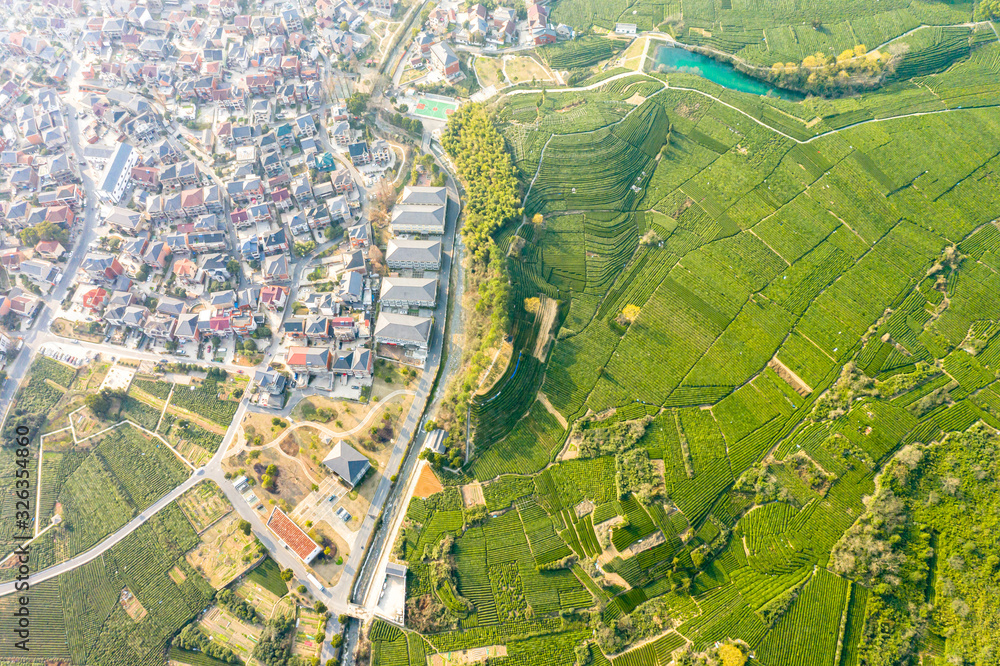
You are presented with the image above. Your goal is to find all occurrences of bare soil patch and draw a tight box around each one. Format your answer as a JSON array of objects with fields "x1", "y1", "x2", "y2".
[
  {"x1": 532, "y1": 295, "x2": 559, "y2": 361},
  {"x1": 177, "y1": 482, "x2": 231, "y2": 533},
  {"x1": 429, "y1": 645, "x2": 508, "y2": 666},
  {"x1": 311, "y1": 520, "x2": 349, "y2": 587},
  {"x1": 120, "y1": 588, "x2": 147, "y2": 622},
  {"x1": 185, "y1": 514, "x2": 258, "y2": 588},
  {"x1": 574, "y1": 499, "x2": 595, "y2": 519},
  {"x1": 460, "y1": 482, "x2": 485, "y2": 508},
  {"x1": 621, "y1": 530, "x2": 665, "y2": 558},
  {"x1": 768, "y1": 357, "x2": 812, "y2": 396},
  {"x1": 414, "y1": 464, "x2": 444, "y2": 498}
]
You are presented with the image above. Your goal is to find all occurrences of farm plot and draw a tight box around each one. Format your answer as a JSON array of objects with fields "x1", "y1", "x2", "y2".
[
  {"x1": 185, "y1": 513, "x2": 260, "y2": 588},
  {"x1": 169, "y1": 379, "x2": 240, "y2": 426}
]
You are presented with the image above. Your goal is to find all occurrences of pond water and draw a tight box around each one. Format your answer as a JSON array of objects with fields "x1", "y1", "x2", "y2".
[{"x1": 653, "y1": 45, "x2": 801, "y2": 101}]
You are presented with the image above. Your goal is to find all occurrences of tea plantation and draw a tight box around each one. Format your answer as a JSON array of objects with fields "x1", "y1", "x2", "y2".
[{"x1": 373, "y1": 31, "x2": 1000, "y2": 666}]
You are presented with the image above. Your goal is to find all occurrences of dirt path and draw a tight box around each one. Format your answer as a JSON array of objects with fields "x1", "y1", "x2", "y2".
[
  {"x1": 768, "y1": 357, "x2": 812, "y2": 396},
  {"x1": 532, "y1": 295, "x2": 559, "y2": 361},
  {"x1": 254, "y1": 389, "x2": 417, "y2": 454},
  {"x1": 536, "y1": 391, "x2": 568, "y2": 429}
]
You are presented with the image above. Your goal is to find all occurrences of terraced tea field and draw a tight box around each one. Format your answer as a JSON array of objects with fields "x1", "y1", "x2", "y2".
[{"x1": 375, "y1": 29, "x2": 1000, "y2": 666}]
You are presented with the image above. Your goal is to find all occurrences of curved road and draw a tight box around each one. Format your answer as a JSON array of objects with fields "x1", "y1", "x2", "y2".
[{"x1": 504, "y1": 39, "x2": 1000, "y2": 146}]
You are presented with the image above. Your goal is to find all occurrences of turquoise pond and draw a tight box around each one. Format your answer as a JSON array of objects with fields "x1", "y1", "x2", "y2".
[{"x1": 653, "y1": 45, "x2": 802, "y2": 101}]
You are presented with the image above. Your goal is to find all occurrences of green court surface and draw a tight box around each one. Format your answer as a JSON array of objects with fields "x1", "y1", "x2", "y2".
[{"x1": 413, "y1": 97, "x2": 458, "y2": 120}]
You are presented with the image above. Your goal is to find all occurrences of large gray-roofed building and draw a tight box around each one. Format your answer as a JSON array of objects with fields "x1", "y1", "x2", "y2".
[
  {"x1": 323, "y1": 440, "x2": 371, "y2": 488},
  {"x1": 374, "y1": 312, "x2": 432, "y2": 349},
  {"x1": 399, "y1": 185, "x2": 447, "y2": 207},
  {"x1": 380, "y1": 277, "x2": 437, "y2": 308},
  {"x1": 385, "y1": 239, "x2": 441, "y2": 270},
  {"x1": 390, "y1": 204, "x2": 446, "y2": 235}
]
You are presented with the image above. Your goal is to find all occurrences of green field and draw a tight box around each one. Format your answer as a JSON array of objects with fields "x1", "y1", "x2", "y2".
[
  {"x1": 0, "y1": 506, "x2": 214, "y2": 665},
  {"x1": 372, "y1": 20, "x2": 1000, "y2": 666}
]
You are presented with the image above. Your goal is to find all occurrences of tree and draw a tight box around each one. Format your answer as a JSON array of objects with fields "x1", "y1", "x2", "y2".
[
  {"x1": 280, "y1": 568, "x2": 294, "y2": 581},
  {"x1": 85, "y1": 390, "x2": 112, "y2": 417},
  {"x1": 295, "y1": 240, "x2": 317, "y2": 257},
  {"x1": 238, "y1": 519, "x2": 252, "y2": 535},
  {"x1": 339, "y1": 20, "x2": 349, "y2": 30},
  {"x1": 346, "y1": 92, "x2": 370, "y2": 116},
  {"x1": 531, "y1": 213, "x2": 544, "y2": 225},
  {"x1": 523, "y1": 297, "x2": 540, "y2": 314},
  {"x1": 617, "y1": 304, "x2": 640, "y2": 325},
  {"x1": 227, "y1": 259, "x2": 241, "y2": 277}
]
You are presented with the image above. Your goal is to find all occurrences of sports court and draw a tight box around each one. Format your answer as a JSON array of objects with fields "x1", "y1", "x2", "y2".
[{"x1": 413, "y1": 97, "x2": 458, "y2": 120}]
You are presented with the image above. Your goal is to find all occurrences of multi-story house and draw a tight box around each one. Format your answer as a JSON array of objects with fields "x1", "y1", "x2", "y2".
[
  {"x1": 227, "y1": 177, "x2": 264, "y2": 205},
  {"x1": 286, "y1": 346, "x2": 331, "y2": 375},
  {"x1": 332, "y1": 167, "x2": 354, "y2": 194},
  {"x1": 160, "y1": 160, "x2": 200, "y2": 191},
  {"x1": 386, "y1": 238, "x2": 442, "y2": 270},
  {"x1": 380, "y1": 277, "x2": 438, "y2": 308}
]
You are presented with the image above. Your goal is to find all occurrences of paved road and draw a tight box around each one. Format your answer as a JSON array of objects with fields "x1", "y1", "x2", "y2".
[
  {"x1": 338, "y1": 165, "x2": 462, "y2": 605},
  {"x1": 346, "y1": 137, "x2": 465, "y2": 626},
  {"x1": 0, "y1": 57, "x2": 101, "y2": 424}
]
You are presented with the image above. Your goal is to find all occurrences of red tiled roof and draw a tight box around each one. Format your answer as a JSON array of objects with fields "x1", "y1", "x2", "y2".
[
  {"x1": 285, "y1": 346, "x2": 308, "y2": 365},
  {"x1": 209, "y1": 315, "x2": 231, "y2": 331},
  {"x1": 266, "y1": 507, "x2": 320, "y2": 562},
  {"x1": 82, "y1": 287, "x2": 107, "y2": 309},
  {"x1": 260, "y1": 285, "x2": 288, "y2": 303},
  {"x1": 173, "y1": 258, "x2": 197, "y2": 276}
]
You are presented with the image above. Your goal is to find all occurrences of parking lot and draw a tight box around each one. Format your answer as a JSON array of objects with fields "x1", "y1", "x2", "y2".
[
  {"x1": 39, "y1": 343, "x2": 94, "y2": 368},
  {"x1": 289, "y1": 476, "x2": 359, "y2": 548}
]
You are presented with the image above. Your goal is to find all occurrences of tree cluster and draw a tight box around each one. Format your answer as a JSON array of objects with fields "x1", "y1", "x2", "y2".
[
  {"x1": 763, "y1": 45, "x2": 894, "y2": 95},
  {"x1": 386, "y1": 112, "x2": 423, "y2": 135},
  {"x1": 173, "y1": 624, "x2": 241, "y2": 664},
  {"x1": 18, "y1": 221, "x2": 68, "y2": 247},
  {"x1": 216, "y1": 588, "x2": 258, "y2": 623},
  {"x1": 975, "y1": 0, "x2": 1000, "y2": 19},
  {"x1": 440, "y1": 103, "x2": 521, "y2": 260}
]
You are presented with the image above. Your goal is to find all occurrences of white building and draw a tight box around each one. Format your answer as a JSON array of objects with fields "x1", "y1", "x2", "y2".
[{"x1": 96, "y1": 142, "x2": 139, "y2": 204}]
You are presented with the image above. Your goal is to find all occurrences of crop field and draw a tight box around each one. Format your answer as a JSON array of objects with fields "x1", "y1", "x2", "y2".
[
  {"x1": 386, "y1": 14, "x2": 1000, "y2": 666},
  {"x1": 0, "y1": 506, "x2": 213, "y2": 665},
  {"x1": 24, "y1": 423, "x2": 190, "y2": 571},
  {"x1": 541, "y1": 35, "x2": 629, "y2": 70},
  {"x1": 168, "y1": 379, "x2": 240, "y2": 425}
]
